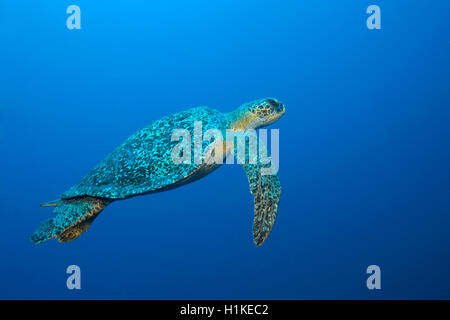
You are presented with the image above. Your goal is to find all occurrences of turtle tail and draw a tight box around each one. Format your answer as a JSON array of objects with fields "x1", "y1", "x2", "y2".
[{"x1": 31, "y1": 197, "x2": 111, "y2": 244}]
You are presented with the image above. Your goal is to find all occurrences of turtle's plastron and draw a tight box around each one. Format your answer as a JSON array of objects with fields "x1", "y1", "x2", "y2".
[{"x1": 30, "y1": 197, "x2": 111, "y2": 244}]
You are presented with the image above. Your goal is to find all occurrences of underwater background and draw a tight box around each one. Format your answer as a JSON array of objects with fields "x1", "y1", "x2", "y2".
[{"x1": 0, "y1": 0, "x2": 449, "y2": 299}]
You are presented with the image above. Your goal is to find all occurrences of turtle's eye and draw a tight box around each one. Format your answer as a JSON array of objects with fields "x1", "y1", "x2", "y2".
[{"x1": 266, "y1": 99, "x2": 279, "y2": 107}]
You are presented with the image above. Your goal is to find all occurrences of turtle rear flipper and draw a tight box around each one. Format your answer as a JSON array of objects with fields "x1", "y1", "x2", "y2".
[
  {"x1": 31, "y1": 197, "x2": 110, "y2": 244},
  {"x1": 57, "y1": 212, "x2": 100, "y2": 242}
]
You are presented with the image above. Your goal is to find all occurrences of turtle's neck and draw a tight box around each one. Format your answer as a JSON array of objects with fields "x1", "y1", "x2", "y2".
[{"x1": 225, "y1": 106, "x2": 260, "y2": 131}]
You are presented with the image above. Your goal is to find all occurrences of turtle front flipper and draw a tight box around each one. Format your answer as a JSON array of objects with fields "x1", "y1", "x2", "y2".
[
  {"x1": 240, "y1": 141, "x2": 281, "y2": 246},
  {"x1": 244, "y1": 164, "x2": 281, "y2": 246},
  {"x1": 31, "y1": 197, "x2": 111, "y2": 244}
]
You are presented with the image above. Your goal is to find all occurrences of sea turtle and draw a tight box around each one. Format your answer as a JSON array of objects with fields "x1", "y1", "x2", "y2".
[{"x1": 31, "y1": 98, "x2": 285, "y2": 246}]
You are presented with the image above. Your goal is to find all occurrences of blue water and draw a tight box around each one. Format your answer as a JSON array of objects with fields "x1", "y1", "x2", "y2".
[{"x1": 1, "y1": 0, "x2": 449, "y2": 299}]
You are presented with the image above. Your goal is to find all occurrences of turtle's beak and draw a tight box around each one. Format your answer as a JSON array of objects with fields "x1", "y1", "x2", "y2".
[
  {"x1": 276, "y1": 103, "x2": 286, "y2": 117},
  {"x1": 265, "y1": 104, "x2": 285, "y2": 126}
]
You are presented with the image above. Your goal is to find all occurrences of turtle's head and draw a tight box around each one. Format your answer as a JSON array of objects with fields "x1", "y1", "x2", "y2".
[{"x1": 228, "y1": 98, "x2": 285, "y2": 131}]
